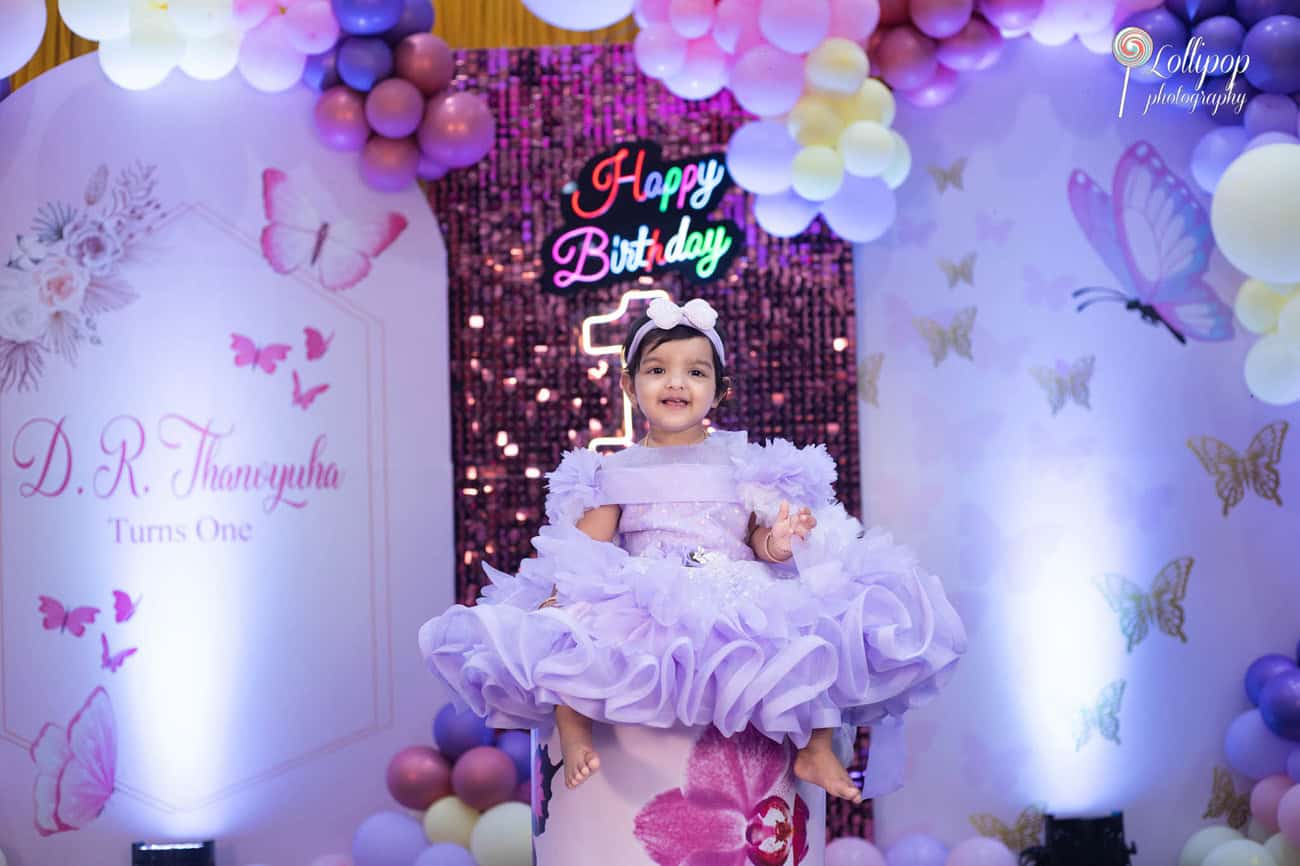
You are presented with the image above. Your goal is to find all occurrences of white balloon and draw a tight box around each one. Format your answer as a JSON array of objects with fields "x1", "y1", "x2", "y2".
[
  {"x1": 98, "y1": 7, "x2": 184, "y2": 90},
  {"x1": 880, "y1": 129, "x2": 912, "y2": 189},
  {"x1": 1212, "y1": 144, "x2": 1300, "y2": 284},
  {"x1": 754, "y1": 189, "x2": 821, "y2": 237},
  {"x1": 470, "y1": 802, "x2": 532, "y2": 866},
  {"x1": 1278, "y1": 294, "x2": 1300, "y2": 341},
  {"x1": 726, "y1": 119, "x2": 800, "y2": 195},
  {"x1": 1244, "y1": 334, "x2": 1300, "y2": 406},
  {"x1": 663, "y1": 37, "x2": 729, "y2": 99},
  {"x1": 0, "y1": 0, "x2": 47, "y2": 79},
  {"x1": 634, "y1": 24, "x2": 688, "y2": 79},
  {"x1": 1267, "y1": 834, "x2": 1300, "y2": 866},
  {"x1": 180, "y1": 26, "x2": 241, "y2": 79},
  {"x1": 825, "y1": 836, "x2": 887, "y2": 866},
  {"x1": 169, "y1": 0, "x2": 234, "y2": 39},
  {"x1": 1204, "y1": 838, "x2": 1280, "y2": 866},
  {"x1": 839, "y1": 120, "x2": 894, "y2": 177},
  {"x1": 1182, "y1": 828, "x2": 1247, "y2": 866},
  {"x1": 521, "y1": 0, "x2": 635, "y2": 31},
  {"x1": 237, "y1": 16, "x2": 306, "y2": 92},
  {"x1": 59, "y1": 0, "x2": 130, "y2": 41}
]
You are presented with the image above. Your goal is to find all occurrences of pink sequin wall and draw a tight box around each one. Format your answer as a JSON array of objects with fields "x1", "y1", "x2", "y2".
[{"x1": 426, "y1": 44, "x2": 869, "y2": 839}]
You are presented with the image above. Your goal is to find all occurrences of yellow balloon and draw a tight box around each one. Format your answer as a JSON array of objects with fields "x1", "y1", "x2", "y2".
[
  {"x1": 805, "y1": 37, "x2": 869, "y2": 94},
  {"x1": 1236, "y1": 278, "x2": 1290, "y2": 334},
  {"x1": 788, "y1": 94, "x2": 845, "y2": 148},
  {"x1": 839, "y1": 121, "x2": 895, "y2": 178},
  {"x1": 470, "y1": 801, "x2": 533, "y2": 866},
  {"x1": 831, "y1": 78, "x2": 896, "y2": 127},
  {"x1": 791, "y1": 146, "x2": 845, "y2": 201},
  {"x1": 880, "y1": 130, "x2": 912, "y2": 189},
  {"x1": 423, "y1": 795, "x2": 480, "y2": 848}
]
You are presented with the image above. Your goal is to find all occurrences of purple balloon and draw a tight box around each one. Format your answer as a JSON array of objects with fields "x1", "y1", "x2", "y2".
[
  {"x1": 899, "y1": 62, "x2": 961, "y2": 107},
  {"x1": 352, "y1": 811, "x2": 427, "y2": 866},
  {"x1": 418, "y1": 91, "x2": 495, "y2": 169},
  {"x1": 417, "y1": 153, "x2": 449, "y2": 180},
  {"x1": 413, "y1": 844, "x2": 477, "y2": 866},
  {"x1": 385, "y1": 0, "x2": 435, "y2": 43},
  {"x1": 1237, "y1": 0, "x2": 1300, "y2": 27},
  {"x1": 1166, "y1": 0, "x2": 1234, "y2": 23},
  {"x1": 1190, "y1": 126, "x2": 1249, "y2": 192},
  {"x1": 338, "y1": 36, "x2": 394, "y2": 92},
  {"x1": 496, "y1": 730, "x2": 532, "y2": 783},
  {"x1": 1248, "y1": 654, "x2": 1299, "y2": 704},
  {"x1": 432, "y1": 704, "x2": 493, "y2": 761},
  {"x1": 303, "y1": 49, "x2": 341, "y2": 90},
  {"x1": 366, "y1": 78, "x2": 425, "y2": 137},
  {"x1": 0, "y1": 77, "x2": 10, "y2": 103},
  {"x1": 885, "y1": 833, "x2": 949, "y2": 866},
  {"x1": 977, "y1": 0, "x2": 1043, "y2": 31},
  {"x1": 360, "y1": 136, "x2": 421, "y2": 192},
  {"x1": 911, "y1": 0, "x2": 974, "y2": 39},
  {"x1": 937, "y1": 15, "x2": 1003, "y2": 70},
  {"x1": 332, "y1": 0, "x2": 405, "y2": 35},
  {"x1": 1192, "y1": 15, "x2": 1246, "y2": 77},
  {"x1": 1247, "y1": 92, "x2": 1300, "y2": 134},
  {"x1": 1247, "y1": 130, "x2": 1300, "y2": 148},
  {"x1": 315, "y1": 86, "x2": 371, "y2": 151},
  {"x1": 1244, "y1": 15, "x2": 1300, "y2": 94},
  {"x1": 1204, "y1": 73, "x2": 1258, "y2": 124},
  {"x1": 1226, "y1": 709, "x2": 1297, "y2": 779},
  {"x1": 1124, "y1": 8, "x2": 1190, "y2": 84},
  {"x1": 1262, "y1": 669, "x2": 1300, "y2": 740},
  {"x1": 874, "y1": 25, "x2": 939, "y2": 90},
  {"x1": 1288, "y1": 748, "x2": 1300, "y2": 782}
]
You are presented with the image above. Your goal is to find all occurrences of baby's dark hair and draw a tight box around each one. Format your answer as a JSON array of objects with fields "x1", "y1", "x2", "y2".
[{"x1": 621, "y1": 314, "x2": 729, "y2": 398}]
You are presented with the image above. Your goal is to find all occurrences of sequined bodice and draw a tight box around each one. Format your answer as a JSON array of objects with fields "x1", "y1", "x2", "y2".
[{"x1": 618, "y1": 500, "x2": 754, "y2": 563}]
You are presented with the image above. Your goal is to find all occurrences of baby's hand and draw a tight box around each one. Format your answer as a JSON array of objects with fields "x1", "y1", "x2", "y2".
[{"x1": 768, "y1": 502, "x2": 816, "y2": 559}]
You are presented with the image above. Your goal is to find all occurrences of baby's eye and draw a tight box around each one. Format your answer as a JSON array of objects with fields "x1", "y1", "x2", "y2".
[
  {"x1": 646, "y1": 367, "x2": 664, "y2": 375},
  {"x1": 690, "y1": 370, "x2": 705, "y2": 377}
]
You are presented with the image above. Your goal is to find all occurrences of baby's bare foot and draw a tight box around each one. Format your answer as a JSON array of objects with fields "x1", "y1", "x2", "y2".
[
  {"x1": 559, "y1": 725, "x2": 600, "y2": 789},
  {"x1": 794, "y1": 744, "x2": 862, "y2": 803}
]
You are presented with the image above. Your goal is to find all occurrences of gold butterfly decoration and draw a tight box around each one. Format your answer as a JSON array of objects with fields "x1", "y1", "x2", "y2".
[
  {"x1": 970, "y1": 804, "x2": 1046, "y2": 852},
  {"x1": 1187, "y1": 421, "x2": 1288, "y2": 517},
  {"x1": 928, "y1": 158, "x2": 967, "y2": 193},
  {"x1": 915, "y1": 307, "x2": 977, "y2": 367},
  {"x1": 938, "y1": 252, "x2": 977, "y2": 288},
  {"x1": 1074, "y1": 679, "x2": 1126, "y2": 750},
  {"x1": 858, "y1": 353, "x2": 883, "y2": 407},
  {"x1": 1031, "y1": 356, "x2": 1094, "y2": 415},
  {"x1": 1204, "y1": 766, "x2": 1250, "y2": 830},
  {"x1": 1094, "y1": 557, "x2": 1192, "y2": 653}
]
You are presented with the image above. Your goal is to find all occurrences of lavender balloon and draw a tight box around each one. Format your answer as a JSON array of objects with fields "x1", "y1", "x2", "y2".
[
  {"x1": 1191, "y1": 126, "x2": 1249, "y2": 192},
  {"x1": 333, "y1": 0, "x2": 405, "y2": 35},
  {"x1": 1237, "y1": 0, "x2": 1300, "y2": 27},
  {"x1": 1203, "y1": 73, "x2": 1257, "y2": 124},
  {"x1": 413, "y1": 844, "x2": 477, "y2": 866},
  {"x1": 418, "y1": 91, "x2": 496, "y2": 169},
  {"x1": 385, "y1": 0, "x2": 435, "y2": 43},
  {"x1": 1226, "y1": 709, "x2": 1298, "y2": 779},
  {"x1": 1243, "y1": 15, "x2": 1300, "y2": 94},
  {"x1": 937, "y1": 16, "x2": 1004, "y2": 71},
  {"x1": 338, "y1": 36, "x2": 395, "y2": 92},
  {"x1": 1166, "y1": 0, "x2": 1233, "y2": 23},
  {"x1": 753, "y1": 189, "x2": 821, "y2": 237},
  {"x1": 875, "y1": 25, "x2": 939, "y2": 90},
  {"x1": 360, "y1": 136, "x2": 421, "y2": 192},
  {"x1": 417, "y1": 153, "x2": 449, "y2": 180},
  {"x1": 315, "y1": 86, "x2": 371, "y2": 151},
  {"x1": 352, "y1": 811, "x2": 428, "y2": 866},
  {"x1": 821, "y1": 175, "x2": 897, "y2": 242},
  {"x1": 885, "y1": 833, "x2": 949, "y2": 866},
  {"x1": 1192, "y1": 15, "x2": 1246, "y2": 77},
  {"x1": 1288, "y1": 748, "x2": 1300, "y2": 782},
  {"x1": 1247, "y1": 92, "x2": 1300, "y2": 135},
  {"x1": 901, "y1": 63, "x2": 961, "y2": 107},
  {"x1": 1124, "y1": 7, "x2": 1189, "y2": 84},
  {"x1": 303, "y1": 49, "x2": 341, "y2": 90},
  {"x1": 727, "y1": 119, "x2": 800, "y2": 195},
  {"x1": 977, "y1": 0, "x2": 1044, "y2": 31},
  {"x1": 911, "y1": 0, "x2": 975, "y2": 39},
  {"x1": 396, "y1": 33, "x2": 454, "y2": 95},
  {"x1": 366, "y1": 78, "x2": 424, "y2": 137}
]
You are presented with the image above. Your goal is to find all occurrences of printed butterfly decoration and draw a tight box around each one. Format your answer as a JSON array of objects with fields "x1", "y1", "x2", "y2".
[
  {"x1": 1094, "y1": 557, "x2": 1192, "y2": 654},
  {"x1": 1068, "y1": 140, "x2": 1233, "y2": 344},
  {"x1": 858, "y1": 353, "x2": 883, "y2": 407},
  {"x1": 1203, "y1": 766, "x2": 1250, "y2": 830},
  {"x1": 291, "y1": 370, "x2": 329, "y2": 410},
  {"x1": 928, "y1": 158, "x2": 967, "y2": 193},
  {"x1": 938, "y1": 252, "x2": 976, "y2": 288},
  {"x1": 1023, "y1": 266, "x2": 1073, "y2": 312},
  {"x1": 31, "y1": 687, "x2": 117, "y2": 836},
  {"x1": 969, "y1": 804, "x2": 1046, "y2": 852},
  {"x1": 1031, "y1": 356, "x2": 1095, "y2": 415},
  {"x1": 231, "y1": 334, "x2": 290, "y2": 374},
  {"x1": 304, "y1": 326, "x2": 334, "y2": 361},
  {"x1": 915, "y1": 307, "x2": 977, "y2": 366},
  {"x1": 1073, "y1": 679, "x2": 1126, "y2": 750},
  {"x1": 1187, "y1": 421, "x2": 1287, "y2": 517},
  {"x1": 101, "y1": 633, "x2": 137, "y2": 673},
  {"x1": 112, "y1": 590, "x2": 139, "y2": 623},
  {"x1": 38, "y1": 596, "x2": 99, "y2": 637},
  {"x1": 976, "y1": 210, "x2": 1013, "y2": 246},
  {"x1": 261, "y1": 168, "x2": 408, "y2": 292}
]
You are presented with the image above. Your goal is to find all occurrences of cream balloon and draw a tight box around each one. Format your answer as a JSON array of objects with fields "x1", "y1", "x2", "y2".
[
  {"x1": 98, "y1": 7, "x2": 184, "y2": 91},
  {"x1": 880, "y1": 129, "x2": 912, "y2": 189},
  {"x1": 1249, "y1": 819, "x2": 1277, "y2": 845},
  {"x1": 1268, "y1": 835, "x2": 1300, "y2": 866},
  {"x1": 1183, "y1": 828, "x2": 1248, "y2": 866},
  {"x1": 805, "y1": 37, "x2": 869, "y2": 94},
  {"x1": 787, "y1": 94, "x2": 844, "y2": 147},
  {"x1": 839, "y1": 120, "x2": 895, "y2": 177},
  {"x1": 1212, "y1": 144, "x2": 1300, "y2": 284},
  {"x1": 1236, "y1": 279, "x2": 1291, "y2": 334},
  {"x1": 169, "y1": 0, "x2": 234, "y2": 39},
  {"x1": 0, "y1": 0, "x2": 47, "y2": 79},
  {"x1": 1278, "y1": 295, "x2": 1300, "y2": 341},
  {"x1": 1244, "y1": 334, "x2": 1300, "y2": 406},
  {"x1": 179, "y1": 26, "x2": 240, "y2": 79},
  {"x1": 520, "y1": 0, "x2": 635, "y2": 31},
  {"x1": 58, "y1": 0, "x2": 130, "y2": 41},
  {"x1": 831, "y1": 77, "x2": 896, "y2": 126},
  {"x1": 791, "y1": 145, "x2": 844, "y2": 200},
  {"x1": 469, "y1": 801, "x2": 532, "y2": 866},
  {"x1": 1203, "y1": 838, "x2": 1280, "y2": 866},
  {"x1": 423, "y1": 795, "x2": 480, "y2": 847}
]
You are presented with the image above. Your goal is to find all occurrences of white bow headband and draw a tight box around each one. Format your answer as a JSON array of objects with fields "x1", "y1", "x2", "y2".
[{"x1": 625, "y1": 298, "x2": 726, "y2": 367}]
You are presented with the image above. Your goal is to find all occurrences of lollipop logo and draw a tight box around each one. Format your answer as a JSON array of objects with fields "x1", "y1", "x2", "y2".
[{"x1": 1112, "y1": 27, "x2": 1154, "y2": 69}]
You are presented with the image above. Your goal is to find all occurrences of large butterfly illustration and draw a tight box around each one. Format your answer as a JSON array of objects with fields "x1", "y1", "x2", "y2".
[
  {"x1": 1203, "y1": 766, "x2": 1249, "y2": 830},
  {"x1": 1068, "y1": 141, "x2": 1233, "y2": 344},
  {"x1": 970, "y1": 804, "x2": 1045, "y2": 852},
  {"x1": 1073, "y1": 679, "x2": 1126, "y2": 750},
  {"x1": 915, "y1": 307, "x2": 977, "y2": 366},
  {"x1": 1031, "y1": 356, "x2": 1094, "y2": 415},
  {"x1": 1094, "y1": 557, "x2": 1192, "y2": 653},
  {"x1": 1188, "y1": 421, "x2": 1287, "y2": 516},
  {"x1": 31, "y1": 687, "x2": 116, "y2": 836},
  {"x1": 260, "y1": 168, "x2": 408, "y2": 292}
]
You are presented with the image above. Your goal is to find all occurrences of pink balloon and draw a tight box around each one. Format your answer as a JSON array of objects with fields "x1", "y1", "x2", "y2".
[
  {"x1": 418, "y1": 91, "x2": 496, "y2": 168},
  {"x1": 730, "y1": 43, "x2": 805, "y2": 116},
  {"x1": 937, "y1": 14, "x2": 1003, "y2": 69},
  {"x1": 385, "y1": 746, "x2": 452, "y2": 811},
  {"x1": 669, "y1": 0, "x2": 715, "y2": 38},
  {"x1": 234, "y1": 0, "x2": 277, "y2": 30},
  {"x1": 395, "y1": 33, "x2": 454, "y2": 95},
  {"x1": 635, "y1": 0, "x2": 672, "y2": 26},
  {"x1": 874, "y1": 25, "x2": 939, "y2": 89},
  {"x1": 713, "y1": 0, "x2": 762, "y2": 52},
  {"x1": 417, "y1": 153, "x2": 449, "y2": 180},
  {"x1": 315, "y1": 86, "x2": 370, "y2": 151},
  {"x1": 513, "y1": 779, "x2": 531, "y2": 803},
  {"x1": 759, "y1": 0, "x2": 832, "y2": 53},
  {"x1": 828, "y1": 0, "x2": 883, "y2": 39},
  {"x1": 1281, "y1": 784, "x2": 1300, "y2": 847},
  {"x1": 366, "y1": 78, "x2": 425, "y2": 138},
  {"x1": 451, "y1": 745, "x2": 518, "y2": 811},
  {"x1": 360, "y1": 136, "x2": 421, "y2": 192},
  {"x1": 977, "y1": 0, "x2": 1044, "y2": 31},
  {"x1": 912, "y1": 0, "x2": 974, "y2": 38},
  {"x1": 285, "y1": 1, "x2": 340, "y2": 54},
  {"x1": 663, "y1": 36, "x2": 730, "y2": 99},
  {"x1": 899, "y1": 60, "x2": 960, "y2": 106},
  {"x1": 635, "y1": 23, "x2": 689, "y2": 77},
  {"x1": 1254, "y1": 775, "x2": 1295, "y2": 833}
]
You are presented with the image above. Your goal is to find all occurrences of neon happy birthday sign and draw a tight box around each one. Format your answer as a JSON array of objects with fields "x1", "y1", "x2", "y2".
[{"x1": 543, "y1": 141, "x2": 743, "y2": 294}]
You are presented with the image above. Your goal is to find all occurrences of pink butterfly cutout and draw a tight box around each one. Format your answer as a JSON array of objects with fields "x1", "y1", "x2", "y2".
[
  {"x1": 38, "y1": 596, "x2": 99, "y2": 637},
  {"x1": 292, "y1": 370, "x2": 329, "y2": 410},
  {"x1": 31, "y1": 687, "x2": 116, "y2": 836},
  {"x1": 112, "y1": 590, "x2": 139, "y2": 623},
  {"x1": 260, "y1": 168, "x2": 408, "y2": 292},
  {"x1": 975, "y1": 210, "x2": 1013, "y2": 246},
  {"x1": 305, "y1": 326, "x2": 334, "y2": 361},
  {"x1": 1022, "y1": 266, "x2": 1073, "y2": 312},
  {"x1": 100, "y1": 633, "x2": 137, "y2": 673},
  {"x1": 231, "y1": 333, "x2": 291, "y2": 374}
]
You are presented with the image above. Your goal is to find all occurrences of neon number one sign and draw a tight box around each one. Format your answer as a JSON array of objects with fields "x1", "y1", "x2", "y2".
[{"x1": 543, "y1": 141, "x2": 743, "y2": 295}]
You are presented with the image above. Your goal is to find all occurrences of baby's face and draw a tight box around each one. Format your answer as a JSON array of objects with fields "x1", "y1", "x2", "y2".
[{"x1": 624, "y1": 336, "x2": 718, "y2": 435}]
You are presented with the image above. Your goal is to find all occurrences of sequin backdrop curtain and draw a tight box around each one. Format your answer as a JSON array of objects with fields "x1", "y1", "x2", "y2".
[{"x1": 427, "y1": 43, "x2": 868, "y2": 840}]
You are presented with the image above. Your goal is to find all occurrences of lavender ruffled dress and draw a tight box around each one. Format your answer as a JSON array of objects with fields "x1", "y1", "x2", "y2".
[{"x1": 419, "y1": 430, "x2": 965, "y2": 755}]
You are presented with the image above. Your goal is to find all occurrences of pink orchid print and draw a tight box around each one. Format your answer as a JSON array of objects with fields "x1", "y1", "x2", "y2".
[
  {"x1": 31, "y1": 687, "x2": 116, "y2": 836},
  {"x1": 634, "y1": 726, "x2": 810, "y2": 866}
]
